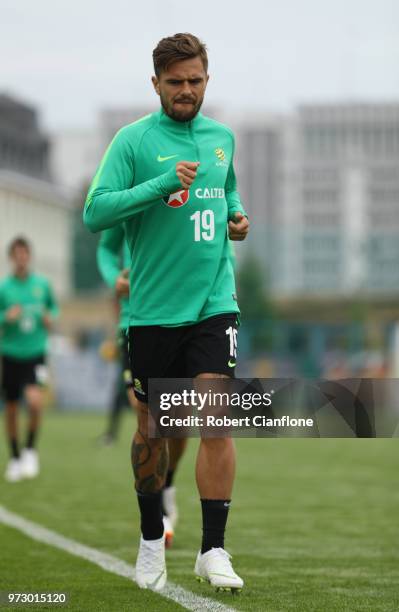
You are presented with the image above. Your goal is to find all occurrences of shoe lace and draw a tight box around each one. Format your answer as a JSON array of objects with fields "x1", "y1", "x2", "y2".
[{"x1": 209, "y1": 548, "x2": 234, "y2": 574}]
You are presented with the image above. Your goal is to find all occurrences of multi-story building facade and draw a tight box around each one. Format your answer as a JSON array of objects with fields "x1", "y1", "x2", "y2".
[
  {"x1": 0, "y1": 94, "x2": 50, "y2": 180},
  {"x1": 0, "y1": 95, "x2": 72, "y2": 297},
  {"x1": 236, "y1": 103, "x2": 399, "y2": 297}
]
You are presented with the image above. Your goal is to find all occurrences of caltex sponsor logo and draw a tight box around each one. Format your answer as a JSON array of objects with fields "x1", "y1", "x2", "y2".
[
  {"x1": 163, "y1": 189, "x2": 190, "y2": 208},
  {"x1": 195, "y1": 187, "x2": 225, "y2": 199}
]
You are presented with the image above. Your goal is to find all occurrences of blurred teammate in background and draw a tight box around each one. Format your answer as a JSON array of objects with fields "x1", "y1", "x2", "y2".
[
  {"x1": 97, "y1": 225, "x2": 187, "y2": 546},
  {"x1": 97, "y1": 226, "x2": 135, "y2": 443},
  {"x1": 0, "y1": 237, "x2": 59, "y2": 482}
]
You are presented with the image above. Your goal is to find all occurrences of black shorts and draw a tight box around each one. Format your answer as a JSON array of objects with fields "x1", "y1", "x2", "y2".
[
  {"x1": 129, "y1": 313, "x2": 239, "y2": 402},
  {"x1": 118, "y1": 329, "x2": 133, "y2": 389},
  {"x1": 1, "y1": 355, "x2": 47, "y2": 402}
]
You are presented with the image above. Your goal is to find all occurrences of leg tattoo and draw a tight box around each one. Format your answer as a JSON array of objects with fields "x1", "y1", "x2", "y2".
[{"x1": 131, "y1": 430, "x2": 168, "y2": 493}]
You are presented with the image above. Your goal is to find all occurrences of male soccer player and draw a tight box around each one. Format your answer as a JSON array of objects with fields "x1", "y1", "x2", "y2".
[
  {"x1": 97, "y1": 226, "x2": 186, "y2": 545},
  {"x1": 0, "y1": 237, "x2": 59, "y2": 482},
  {"x1": 84, "y1": 33, "x2": 249, "y2": 591}
]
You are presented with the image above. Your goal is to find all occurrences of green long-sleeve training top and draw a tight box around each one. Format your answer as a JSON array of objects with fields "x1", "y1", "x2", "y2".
[
  {"x1": 0, "y1": 273, "x2": 59, "y2": 359},
  {"x1": 84, "y1": 109, "x2": 246, "y2": 326}
]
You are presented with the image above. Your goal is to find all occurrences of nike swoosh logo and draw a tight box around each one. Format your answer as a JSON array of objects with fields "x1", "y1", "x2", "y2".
[
  {"x1": 157, "y1": 154, "x2": 178, "y2": 162},
  {"x1": 228, "y1": 360, "x2": 236, "y2": 368}
]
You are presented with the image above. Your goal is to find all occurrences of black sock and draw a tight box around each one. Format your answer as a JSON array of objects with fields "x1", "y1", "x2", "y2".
[
  {"x1": 26, "y1": 430, "x2": 37, "y2": 449},
  {"x1": 165, "y1": 469, "x2": 174, "y2": 488},
  {"x1": 137, "y1": 490, "x2": 164, "y2": 540},
  {"x1": 10, "y1": 439, "x2": 19, "y2": 459},
  {"x1": 201, "y1": 499, "x2": 231, "y2": 554}
]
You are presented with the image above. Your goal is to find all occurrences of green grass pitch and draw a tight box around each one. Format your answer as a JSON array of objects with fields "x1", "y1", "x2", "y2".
[{"x1": 1, "y1": 411, "x2": 398, "y2": 611}]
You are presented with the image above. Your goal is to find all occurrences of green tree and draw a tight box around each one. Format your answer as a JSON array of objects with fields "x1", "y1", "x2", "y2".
[
  {"x1": 236, "y1": 253, "x2": 274, "y2": 351},
  {"x1": 236, "y1": 253, "x2": 273, "y2": 319}
]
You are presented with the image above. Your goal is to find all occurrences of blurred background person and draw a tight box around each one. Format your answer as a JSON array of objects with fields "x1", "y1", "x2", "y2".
[
  {"x1": 97, "y1": 224, "x2": 135, "y2": 444},
  {"x1": 96, "y1": 224, "x2": 187, "y2": 547},
  {"x1": 0, "y1": 237, "x2": 59, "y2": 482}
]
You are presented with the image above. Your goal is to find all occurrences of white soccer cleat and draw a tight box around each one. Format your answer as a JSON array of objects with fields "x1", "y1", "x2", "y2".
[
  {"x1": 195, "y1": 548, "x2": 244, "y2": 593},
  {"x1": 4, "y1": 458, "x2": 22, "y2": 483},
  {"x1": 135, "y1": 535, "x2": 167, "y2": 591},
  {"x1": 162, "y1": 486, "x2": 178, "y2": 529},
  {"x1": 163, "y1": 515, "x2": 174, "y2": 549},
  {"x1": 20, "y1": 449, "x2": 40, "y2": 479}
]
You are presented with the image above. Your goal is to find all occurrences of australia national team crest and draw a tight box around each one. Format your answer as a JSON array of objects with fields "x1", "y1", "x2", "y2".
[
  {"x1": 215, "y1": 147, "x2": 225, "y2": 161},
  {"x1": 163, "y1": 189, "x2": 190, "y2": 208},
  {"x1": 215, "y1": 147, "x2": 228, "y2": 167}
]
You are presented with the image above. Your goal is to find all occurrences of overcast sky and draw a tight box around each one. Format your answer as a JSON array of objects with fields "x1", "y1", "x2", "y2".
[{"x1": 2, "y1": 0, "x2": 399, "y2": 130}]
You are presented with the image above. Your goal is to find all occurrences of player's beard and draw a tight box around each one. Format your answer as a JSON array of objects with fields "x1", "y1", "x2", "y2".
[{"x1": 160, "y1": 92, "x2": 204, "y2": 122}]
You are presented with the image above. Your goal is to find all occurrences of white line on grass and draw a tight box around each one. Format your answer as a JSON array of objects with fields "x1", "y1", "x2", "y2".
[{"x1": 0, "y1": 505, "x2": 236, "y2": 612}]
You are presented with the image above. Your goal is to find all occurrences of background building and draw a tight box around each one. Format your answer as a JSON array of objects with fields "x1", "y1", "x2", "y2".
[
  {"x1": 236, "y1": 103, "x2": 399, "y2": 297},
  {"x1": 0, "y1": 94, "x2": 50, "y2": 180},
  {"x1": 0, "y1": 94, "x2": 72, "y2": 297},
  {"x1": 50, "y1": 128, "x2": 102, "y2": 193}
]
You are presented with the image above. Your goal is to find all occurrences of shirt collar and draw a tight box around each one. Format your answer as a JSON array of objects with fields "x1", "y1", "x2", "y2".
[
  {"x1": 13, "y1": 272, "x2": 31, "y2": 282},
  {"x1": 158, "y1": 108, "x2": 203, "y2": 133}
]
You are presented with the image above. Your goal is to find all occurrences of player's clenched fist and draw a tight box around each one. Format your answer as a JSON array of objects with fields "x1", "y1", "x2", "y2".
[
  {"x1": 176, "y1": 161, "x2": 200, "y2": 189},
  {"x1": 115, "y1": 268, "x2": 130, "y2": 298},
  {"x1": 5, "y1": 305, "x2": 21, "y2": 322},
  {"x1": 228, "y1": 212, "x2": 249, "y2": 241}
]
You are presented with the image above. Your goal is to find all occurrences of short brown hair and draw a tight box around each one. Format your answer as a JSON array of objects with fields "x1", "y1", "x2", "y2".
[
  {"x1": 8, "y1": 236, "x2": 30, "y2": 256},
  {"x1": 153, "y1": 33, "x2": 208, "y2": 76}
]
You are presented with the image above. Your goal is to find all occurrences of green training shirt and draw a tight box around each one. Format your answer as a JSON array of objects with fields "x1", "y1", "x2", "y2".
[
  {"x1": 97, "y1": 225, "x2": 130, "y2": 330},
  {"x1": 0, "y1": 273, "x2": 59, "y2": 359},
  {"x1": 84, "y1": 109, "x2": 246, "y2": 326}
]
